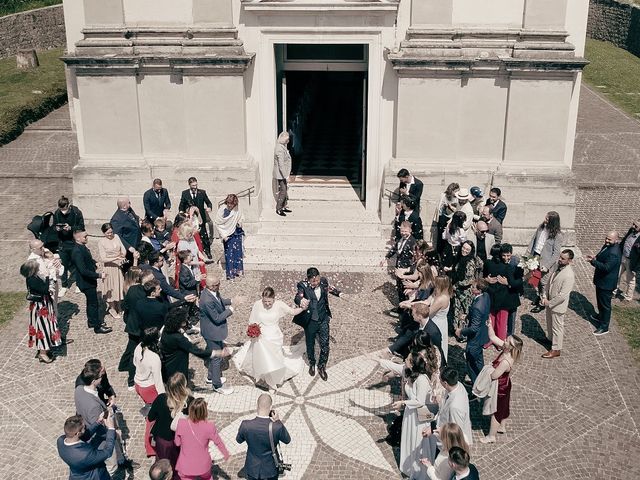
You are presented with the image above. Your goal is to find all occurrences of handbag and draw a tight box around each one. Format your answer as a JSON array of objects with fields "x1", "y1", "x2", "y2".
[
  {"x1": 26, "y1": 292, "x2": 44, "y2": 302},
  {"x1": 269, "y1": 421, "x2": 291, "y2": 476}
]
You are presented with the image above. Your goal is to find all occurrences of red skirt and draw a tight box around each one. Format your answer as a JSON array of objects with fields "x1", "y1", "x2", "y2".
[{"x1": 135, "y1": 383, "x2": 159, "y2": 456}]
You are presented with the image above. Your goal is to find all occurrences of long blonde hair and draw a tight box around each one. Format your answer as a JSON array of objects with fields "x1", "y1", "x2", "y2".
[
  {"x1": 504, "y1": 335, "x2": 524, "y2": 363},
  {"x1": 166, "y1": 373, "x2": 191, "y2": 418},
  {"x1": 178, "y1": 223, "x2": 195, "y2": 241},
  {"x1": 123, "y1": 266, "x2": 142, "y2": 295},
  {"x1": 440, "y1": 423, "x2": 469, "y2": 454}
]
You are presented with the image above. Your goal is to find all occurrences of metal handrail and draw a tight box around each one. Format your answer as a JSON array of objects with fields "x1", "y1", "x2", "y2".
[
  {"x1": 382, "y1": 187, "x2": 401, "y2": 207},
  {"x1": 218, "y1": 185, "x2": 256, "y2": 207}
]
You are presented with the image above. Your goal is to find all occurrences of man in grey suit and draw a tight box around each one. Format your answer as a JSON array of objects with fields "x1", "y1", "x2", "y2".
[
  {"x1": 200, "y1": 275, "x2": 234, "y2": 395},
  {"x1": 480, "y1": 206, "x2": 503, "y2": 244},
  {"x1": 273, "y1": 131, "x2": 292, "y2": 217},
  {"x1": 57, "y1": 414, "x2": 116, "y2": 480},
  {"x1": 237, "y1": 394, "x2": 291, "y2": 480},
  {"x1": 540, "y1": 249, "x2": 575, "y2": 358},
  {"x1": 469, "y1": 221, "x2": 495, "y2": 264}
]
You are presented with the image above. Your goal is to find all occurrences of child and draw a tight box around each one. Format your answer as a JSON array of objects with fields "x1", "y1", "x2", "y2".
[{"x1": 448, "y1": 447, "x2": 479, "y2": 480}]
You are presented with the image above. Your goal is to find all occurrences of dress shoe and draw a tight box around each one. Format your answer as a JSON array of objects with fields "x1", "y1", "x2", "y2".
[
  {"x1": 94, "y1": 325, "x2": 113, "y2": 334},
  {"x1": 308, "y1": 365, "x2": 316, "y2": 377},
  {"x1": 541, "y1": 350, "x2": 561, "y2": 359},
  {"x1": 282, "y1": 207, "x2": 292, "y2": 213},
  {"x1": 318, "y1": 367, "x2": 328, "y2": 381},
  {"x1": 276, "y1": 210, "x2": 286, "y2": 217},
  {"x1": 530, "y1": 305, "x2": 545, "y2": 313},
  {"x1": 593, "y1": 328, "x2": 609, "y2": 336}
]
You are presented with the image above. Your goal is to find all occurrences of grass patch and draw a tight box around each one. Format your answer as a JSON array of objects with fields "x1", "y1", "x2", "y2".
[
  {"x1": 584, "y1": 38, "x2": 640, "y2": 119},
  {"x1": 0, "y1": 47, "x2": 67, "y2": 145},
  {"x1": 614, "y1": 304, "x2": 640, "y2": 364},
  {"x1": 0, "y1": 292, "x2": 26, "y2": 328},
  {"x1": 0, "y1": 0, "x2": 61, "y2": 16}
]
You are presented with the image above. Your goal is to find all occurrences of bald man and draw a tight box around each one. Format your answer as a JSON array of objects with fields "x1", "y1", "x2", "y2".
[
  {"x1": 469, "y1": 220, "x2": 495, "y2": 262},
  {"x1": 200, "y1": 276, "x2": 234, "y2": 394},
  {"x1": 110, "y1": 197, "x2": 141, "y2": 272},
  {"x1": 585, "y1": 231, "x2": 622, "y2": 336},
  {"x1": 237, "y1": 394, "x2": 291, "y2": 480}
]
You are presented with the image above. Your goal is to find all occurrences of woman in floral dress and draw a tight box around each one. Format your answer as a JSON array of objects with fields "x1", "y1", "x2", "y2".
[{"x1": 20, "y1": 259, "x2": 61, "y2": 364}]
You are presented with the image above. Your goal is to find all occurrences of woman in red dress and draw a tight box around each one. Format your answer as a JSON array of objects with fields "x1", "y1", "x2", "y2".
[
  {"x1": 171, "y1": 213, "x2": 207, "y2": 290},
  {"x1": 480, "y1": 321, "x2": 523, "y2": 444}
]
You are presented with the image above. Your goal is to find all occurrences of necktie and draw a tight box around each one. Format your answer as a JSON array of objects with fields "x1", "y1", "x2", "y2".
[{"x1": 192, "y1": 190, "x2": 196, "y2": 200}]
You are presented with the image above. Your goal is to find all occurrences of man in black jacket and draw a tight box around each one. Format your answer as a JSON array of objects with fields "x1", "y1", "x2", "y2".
[
  {"x1": 110, "y1": 197, "x2": 142, "y2": 272},
  {"x1": 141, "y1": 252, "x2": 197, "y2": 304},
  {"x1": 143, "y1": 178, "x2": 171, "y2": 222},
  {"x1": 586, "y1": 231, "x2": 622, "y2": 336},
  {"x1": 236, "y1": 394, "x2": 291, "y2": 480},
  {"x1": 53, "y1": 196, "x2": 85, "y2": 289},
  {"x1": 71, "y1": 230, "x2": 112, "y2": 334},
  {"x1": 397, "y1": 168, "x2": 424, "y2": 209},
  {"x1": 135, "y1": 279, "x2": 169, "y2": 331},
  {"x1": 178, "y1": 177, "x2": 213, "y2": 258}
]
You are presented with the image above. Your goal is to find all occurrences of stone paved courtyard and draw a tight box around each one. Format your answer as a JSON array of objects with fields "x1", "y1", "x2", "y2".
[{"x1": 1, "y1": 84, "x2": 640, "y2": 479}]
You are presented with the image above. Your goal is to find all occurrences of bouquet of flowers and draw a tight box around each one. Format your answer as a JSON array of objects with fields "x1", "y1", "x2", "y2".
[
  {"x1": 247, "y1": 323, "x2": 261, "y2": 339},
  {"x1": 518, "y1": 254, "x2": 540, "y2": 276}
]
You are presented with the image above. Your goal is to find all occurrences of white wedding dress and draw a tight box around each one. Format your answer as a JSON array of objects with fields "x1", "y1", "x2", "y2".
[{"x1": 232, "y1": 300, "x2": 306, "y2": 389}]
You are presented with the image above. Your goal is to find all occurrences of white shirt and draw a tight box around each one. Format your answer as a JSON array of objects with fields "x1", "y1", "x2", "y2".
[
  {"x1": 83, "y1": 386, "x2": 99, "y2": 397},
  {"x1": 133, "y1": 345, "x2": 166, "y2": 394},
  {"x1": 534, "y1": 228, "x2": 549, "y2": 254},
  {"x1": 314, "y1": 286, "x2": 321, "y2": 301}
]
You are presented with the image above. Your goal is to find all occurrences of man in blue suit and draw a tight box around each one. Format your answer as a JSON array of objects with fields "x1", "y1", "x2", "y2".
[
  {"x1": 457, "y1": 279, "x2": 490, "y2": 385},
  {"x1": 110, "y1": 197, "x2": 141, "y2": 271},
  {"x1": 143, "y1": 178, "x2": 171, "y2": 222},
  {"x1": 57, "y1": 413, "x2": 116, "y2": 480},
  {"x1": 237, "y1": 393, "x2": 291, "y2": 480},
  {"x1": 200, "y1": 275, "x2": 234, "y2": 394},
  {"x1": 585, "y1": 231, "x2": 623, "y2": 336}
]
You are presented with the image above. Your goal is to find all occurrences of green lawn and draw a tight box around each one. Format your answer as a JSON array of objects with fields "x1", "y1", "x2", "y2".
[
  {"x1": 0, "y1": 47, "x2": 67, "y2": 145},
  {"x1": 584, "y1": 39, "x2": 640, "y2": 119},
  {"x1": 0, "y1": 0, "x2": 61, "y2": 16},
  {"x1": 614, "y1": 304, "x2": 640, "y2": 364},
  {"x1": 0, "y1": 292, "x2": 26, "y2": 328}
]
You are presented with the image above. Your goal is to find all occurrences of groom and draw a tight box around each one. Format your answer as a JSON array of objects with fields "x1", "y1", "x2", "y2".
[{"x1": 294, "y1": 267, "x2": 341, "y2": 381}]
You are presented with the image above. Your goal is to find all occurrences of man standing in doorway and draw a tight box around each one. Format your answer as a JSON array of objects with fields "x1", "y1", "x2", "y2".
[
  {"x1": 179, "y1": 177, "x2": 213, "y2": 258},
  {"x1": 586, "y1": 231, "x2": 622, "y2": 336},
  {"x1": 273, "y1": 131, "x2": 292, "y2": 217}
]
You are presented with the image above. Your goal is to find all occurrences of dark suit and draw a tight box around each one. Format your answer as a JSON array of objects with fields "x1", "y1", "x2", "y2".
[
  {"x1": 143, "y1": 187, "x2": 171, "y2": 222},
  {"x1": 395, "y1": 210, "x2": 423, "y2": 241},
  {"x1": 57, "y1": 426, "x2": 116, "y2": 480},
  {"x1": 110, "y1": 208, "x2": 142, "y2": 252},
  {"x1": 487, "y1": 199, "x2": 507, "y2": 224},
  {"x1": 591, "y1": 243, "x2": 623, "y2": 331},
  {"x1": 461, "y1": 293, "x2": 490, "y2": 384},
  {"x1": 386, "y1": 235, "x2": 416, "y2": 303},
  {"x1": 135, "y1": 297, "x2": 168, "y2": 331},
  {"x1": 200, "y1": 288, "x2": 233, "y2": 388},
  {"x1": 71, "y1": 242, "x2": 102, "y2": 329},
  {"x1": 399, "y1": 177, "x2": 424, "y2": 207},
  {"x1": 294, "y1": 277, "x2": 338, "y2": 368},
  {"x1": 178, "y1": 264, "x2": 198, "y2": 295},
  {"x1": 118, "y1": 284, "x2": 146, "y2": 385},
  {"x1": 53, "y1": 206, "x2": 85, "y2": 287},
  {"x1": 140, "y1": 264, "x2": 185, "y2": 303},
  {"x1": 160, "y1": 330, "x2": 212, "y2": 382},
  {"x1": 179, "y1": 188, "x2": 213, "y2": 256},
  {"x1": 236, "y1": 417, "x2": 291, "y2": 480}
]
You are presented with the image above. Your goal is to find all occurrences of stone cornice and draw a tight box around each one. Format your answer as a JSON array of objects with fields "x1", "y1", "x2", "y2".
[
  {"x1": 389, "y1": 56, "x2": 588, "y2": 74},
  {"x1": 241, "y1": 0, "x2": 399, "y2": 13}
]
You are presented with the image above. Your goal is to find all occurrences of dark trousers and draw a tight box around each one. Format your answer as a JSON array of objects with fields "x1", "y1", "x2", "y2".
[
  {"x1": 305, "y1": 319, "x2": 330, "y2": 368},
  {"x1": 276, "y1": 179, "x2": 288, "y2": 211},
  {"x1": 118, "y1": 334, "x2": 140, "y2": 386},
  {"x1": 205, "y1": 339, "x2": 224, "y2": 388},
  {"x1": 82, "y1": 287, "x2": 101, "y2": 329},
  {"x1": 58, "y1": 242, "x2": 75, "y2": 287},
  {"x1": 595, "y1": 287, "x2": 614, "y2": 330},
  {"x1": 466, "y1": 346, "x2": 484, "y2": 384},
  {"x1": 199, "y1": 225, "x2": 211, "y2": 257},
  {"x1": 389, "y1": 330, "x2": 416, "y2": 358},
  {"x1": 247, "y1": 476, "x2": 278, "y2": 480},
  {"x1": 507, "y1": 309, "x2": 517, "y2": 337}
]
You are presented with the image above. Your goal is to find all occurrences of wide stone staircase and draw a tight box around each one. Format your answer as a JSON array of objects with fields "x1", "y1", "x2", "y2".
[{"x1": 243, "y1": 182, "x2": 387, "y2": 272}]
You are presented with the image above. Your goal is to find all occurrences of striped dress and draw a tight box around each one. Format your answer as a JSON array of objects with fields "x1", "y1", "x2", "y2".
[{"x1": 26, "y1": 276, "x2": 61, "y2": 350}]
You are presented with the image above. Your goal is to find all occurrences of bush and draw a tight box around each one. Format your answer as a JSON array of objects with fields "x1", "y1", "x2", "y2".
[{"x1": 0, "y1": 48, "x2": 67, "y2": 145}]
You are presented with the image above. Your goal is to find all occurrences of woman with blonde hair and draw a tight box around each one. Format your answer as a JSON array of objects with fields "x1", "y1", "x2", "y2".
[
  {"x1": 177, "y1": 223, "x2": 207, "y2": 281},
  {"x1": 480, "y1": 323, "x2": 524, "y2": 444},
  {"x1": 148, "y1": 372, "x2": 194, "y2": 472},
  {"x1": 214, "y1": 193, "x2": 245, "y2": 280},
  {"x1": 424, "y1": 276, "x2": 452, "y2": 362},
  {"x1": 420, "y1": 422, "x2": 470, "y2": 480},
  {"x1": 273, "y1": 131, "x2": 292, "y2": 216},
  {"x1": 175, "y1": 398, "x2": 229, "y2": 480}
]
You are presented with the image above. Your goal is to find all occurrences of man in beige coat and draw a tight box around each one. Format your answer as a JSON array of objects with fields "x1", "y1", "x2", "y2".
[
  {"x1": 540, "y1": 249, "x2": 575, "y2": 358},
  {"x1": 273, "y1": 131, "x2": 292, "y2": 216}
]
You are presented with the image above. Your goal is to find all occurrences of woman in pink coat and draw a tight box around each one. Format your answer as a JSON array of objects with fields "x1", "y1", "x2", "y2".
[{"x1": 174, "y1": 398, "x2": 229, "y2": 480}]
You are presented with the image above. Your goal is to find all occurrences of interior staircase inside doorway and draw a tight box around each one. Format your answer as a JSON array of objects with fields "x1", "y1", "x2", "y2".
[{"x1": 243, "y1": 182, "x2": 386, "y2": 272}]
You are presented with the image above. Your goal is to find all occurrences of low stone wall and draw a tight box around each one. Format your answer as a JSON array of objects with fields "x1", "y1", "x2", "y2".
[
  {"x1": 588, "y1": 0, "x2": 640, "y2": 57},
  {"x1": 0, "y1": 5, "x2": 65, "y2": 59}
]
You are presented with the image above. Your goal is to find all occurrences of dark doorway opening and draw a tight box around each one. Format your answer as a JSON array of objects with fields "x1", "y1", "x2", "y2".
[{"x1": 284, "y1": 71, "x2": 366, "y2": 187}]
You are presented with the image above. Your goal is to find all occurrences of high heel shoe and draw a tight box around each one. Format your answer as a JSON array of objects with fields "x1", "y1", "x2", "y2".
[
  {"x1": 39, "y1": 354, "x2": 54, "y2": 364},
  {"x1": 479, "y1": 436, "x2": 496, "y2": 444}
]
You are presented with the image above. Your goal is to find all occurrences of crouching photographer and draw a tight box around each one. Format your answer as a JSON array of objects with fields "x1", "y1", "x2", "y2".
[{"x1": 236, "y1": 393, "x2": 292, "y2": 479}]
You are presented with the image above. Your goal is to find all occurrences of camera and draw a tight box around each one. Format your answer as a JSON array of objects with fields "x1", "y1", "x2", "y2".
[{"x1": 277, "y1": 462, "x2": 292, "y2": 475}]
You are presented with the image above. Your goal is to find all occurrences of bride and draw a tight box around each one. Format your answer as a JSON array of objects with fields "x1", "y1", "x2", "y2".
[{"x1": 233, "y1": 287, "x2": 307, "y2": 389}]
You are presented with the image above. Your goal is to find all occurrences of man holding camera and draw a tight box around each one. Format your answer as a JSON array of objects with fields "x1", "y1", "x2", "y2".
[{"x1": 236, "y1": 393, "x2": 291, "y2": 480}]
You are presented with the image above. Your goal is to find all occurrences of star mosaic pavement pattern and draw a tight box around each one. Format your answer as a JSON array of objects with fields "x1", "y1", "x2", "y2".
[{"x1": 1, "y1": 264, "x2": 640, "y2": 479}]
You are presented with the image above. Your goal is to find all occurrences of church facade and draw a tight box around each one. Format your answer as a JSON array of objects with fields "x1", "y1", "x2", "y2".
[{"x1": 61, "y1": 0, "x2": 588, "y2": 246}]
